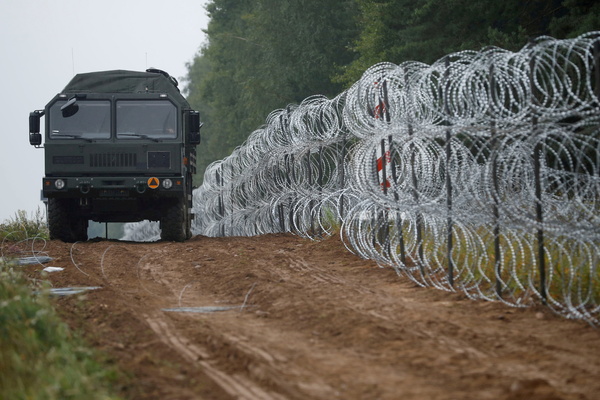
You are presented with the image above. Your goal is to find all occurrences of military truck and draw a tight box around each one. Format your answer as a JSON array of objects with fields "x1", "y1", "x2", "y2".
[{"x1": 28, "y1": 69, "x2": 201, "y2": 242}]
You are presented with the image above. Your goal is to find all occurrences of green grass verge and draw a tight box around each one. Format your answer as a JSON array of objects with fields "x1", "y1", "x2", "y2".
[
  {"x1": 0, "y1": 259, "x2": 122, "y2": 400},
  {"x1": 0, "y1": 209, "x2": 49, "y2": 242}
]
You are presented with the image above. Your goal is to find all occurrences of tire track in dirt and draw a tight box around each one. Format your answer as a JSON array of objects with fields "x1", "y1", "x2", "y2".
[
  {"x1": 144, "y1": 312, "x2": 286, "y2": 400},
  {"x1": 54, "y1": 239, "x2": 335, "y2": 399},
  {"x1": 20, "y1": 234, "x2": 600, "y2": 400},
  {"x1": 91, "y1": 242, "x2": 291, "y2": 399},
  {"x1": 137, "y1": 243, "x2": 342, "y2": 399}
]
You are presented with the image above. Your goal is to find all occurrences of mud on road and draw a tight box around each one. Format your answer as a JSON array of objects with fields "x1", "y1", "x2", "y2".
[{"x1": 20, "y1": 234, "x2": 600, "y2": 399}]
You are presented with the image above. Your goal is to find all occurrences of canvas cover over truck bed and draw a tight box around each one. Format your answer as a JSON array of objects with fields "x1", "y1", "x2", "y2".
[{"x1": 61, "y1": 69, "x2": 190, "y2": 107}]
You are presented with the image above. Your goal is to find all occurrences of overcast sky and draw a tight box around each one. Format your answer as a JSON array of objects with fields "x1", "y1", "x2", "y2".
[{"x1": 0, "y1": 0, "x2": 209, "y2": 223}]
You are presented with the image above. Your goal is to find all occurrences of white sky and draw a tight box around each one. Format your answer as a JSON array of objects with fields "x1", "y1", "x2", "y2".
[{"x1": 0, "y1": 0, "x2": 209, "y2": 223}]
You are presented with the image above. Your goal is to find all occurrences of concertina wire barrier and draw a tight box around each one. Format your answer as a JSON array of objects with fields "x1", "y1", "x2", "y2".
[{"x1": 192, "y1": 32, "x2": 600, "y2": 324}]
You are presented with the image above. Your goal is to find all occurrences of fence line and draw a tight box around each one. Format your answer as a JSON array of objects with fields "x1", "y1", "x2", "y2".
[{"x1": 193, "y1": 32, "x2": 600, "y2": 324}]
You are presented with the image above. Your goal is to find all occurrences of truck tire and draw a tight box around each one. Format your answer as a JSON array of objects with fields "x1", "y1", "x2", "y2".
[
  {"x1": 48, "y1": 198, "x2": 88, "y2": 242},
  {"x1": 161, "y1": 199, "x2": 189, "y2": 242}
]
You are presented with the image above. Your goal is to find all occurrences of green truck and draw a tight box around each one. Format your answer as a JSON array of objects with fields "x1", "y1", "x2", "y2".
[{"x1": 28, "y1": 69, "x2": 201, "y2": 242}]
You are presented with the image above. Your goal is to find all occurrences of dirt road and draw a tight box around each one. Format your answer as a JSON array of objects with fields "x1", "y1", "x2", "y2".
[{"x1": 19, "y1": 234, "x2": 600, "y2": 399}]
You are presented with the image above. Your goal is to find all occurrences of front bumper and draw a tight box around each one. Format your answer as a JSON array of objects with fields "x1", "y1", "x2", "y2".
[{"x1": 43, "y1": 176, "x2": 185, "y2": 198}]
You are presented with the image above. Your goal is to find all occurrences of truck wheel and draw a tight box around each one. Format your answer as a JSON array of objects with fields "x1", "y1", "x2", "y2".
[
  {"x1": 161, "y1": 199, "x2": 188, "y2": 242},
  {"x1": 48, "y1": 198, "x2": 88, "y2": 242}
]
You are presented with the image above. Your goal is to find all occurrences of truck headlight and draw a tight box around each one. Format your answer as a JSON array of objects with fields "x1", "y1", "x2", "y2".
[
  {"x1": 162, "y1": 178, "x2": 173, "y2": 189},
  {"x1": 55, "y1": 179, "x2": 65, "y2": 190}
]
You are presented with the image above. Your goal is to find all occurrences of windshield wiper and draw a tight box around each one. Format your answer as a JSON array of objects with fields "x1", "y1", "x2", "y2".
[
  {"x1": 119, "y1": 133, "x2": 161, "y2": 142},
  {"x1": 51, "y1": 132, "x2": 93, "y2": 142}
]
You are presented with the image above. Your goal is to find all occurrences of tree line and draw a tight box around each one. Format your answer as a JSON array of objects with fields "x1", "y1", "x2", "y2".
[{"x1": 184, "y1": 0, "x2": 599, "y2": 183}]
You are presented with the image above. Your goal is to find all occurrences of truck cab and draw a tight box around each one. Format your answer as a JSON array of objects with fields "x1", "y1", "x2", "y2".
[{"x1": 29, "y1": 69, "x2": 201, "y2": 242}]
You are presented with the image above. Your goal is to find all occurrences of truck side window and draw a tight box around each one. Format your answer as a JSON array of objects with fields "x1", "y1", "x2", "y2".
[
  {"x1": 49, "y1": 100, "x2": 111, "y2": 140},
  {"x1": 116, "y1": 100, "x2": 177, "y2": 139}
]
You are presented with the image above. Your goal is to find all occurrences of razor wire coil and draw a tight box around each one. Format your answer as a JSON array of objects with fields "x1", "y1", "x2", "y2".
[{"x1": 192, "y1": 32, "x2": 600, "y2": 324}]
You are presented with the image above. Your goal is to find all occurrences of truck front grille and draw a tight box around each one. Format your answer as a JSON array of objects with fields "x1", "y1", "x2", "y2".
[{"x1": 90, "y1": 153, "x2": 137, "y2": 168}]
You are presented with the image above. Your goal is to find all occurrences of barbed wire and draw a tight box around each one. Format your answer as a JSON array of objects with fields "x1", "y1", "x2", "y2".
[{"x1": 193, "y1": 32, "x2": 600, "y2": 324}]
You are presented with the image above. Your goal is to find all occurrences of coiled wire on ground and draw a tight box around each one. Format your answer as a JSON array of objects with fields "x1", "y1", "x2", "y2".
[{"x1": 192, "y1": 32, "x2": 600, "y2": 324}]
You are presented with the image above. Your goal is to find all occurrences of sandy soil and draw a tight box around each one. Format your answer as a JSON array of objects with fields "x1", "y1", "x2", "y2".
[{"x1": 13, "y1": 233, "x2": 600, "y2": 399}]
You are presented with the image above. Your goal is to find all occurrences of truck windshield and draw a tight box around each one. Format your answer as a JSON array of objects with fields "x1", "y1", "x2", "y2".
[
  {"x1": 116, "y1": 100, "x2": 177, "y2": 140},
  {"x1": 49, "y1": 100, "x2": 111, "y2": 140}
]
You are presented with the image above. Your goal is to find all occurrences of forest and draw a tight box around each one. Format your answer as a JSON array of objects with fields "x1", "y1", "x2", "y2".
[{"x1": 184, "y1": 0, "x2": 600, "y2": 182}]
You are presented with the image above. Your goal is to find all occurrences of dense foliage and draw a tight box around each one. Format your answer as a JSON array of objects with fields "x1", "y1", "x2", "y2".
[
  {"x1": 0, "y1": 261, "x2": 121, "y2": 399},
  {"x1": 185, "y1": 0, "x2": 599, "y2": 182}
]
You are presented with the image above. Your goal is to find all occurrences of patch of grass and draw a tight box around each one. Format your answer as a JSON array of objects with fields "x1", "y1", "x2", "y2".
[
  {"x1": 386, "y1": 219, "x2": 599, "y2": 311},
  {"x1": 0, "y1": 260, "x2": 122, "y2": 400},
  {"x1": 318, "y1": 205, "x2": 342, "y2": 236},
  {"x1": 0, "y1": 208, "x2": 49, "y2": 242}
]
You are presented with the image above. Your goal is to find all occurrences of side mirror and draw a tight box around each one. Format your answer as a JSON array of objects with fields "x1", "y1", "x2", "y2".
[
  {"x1": 188, "y1": 110, "x2": 202, "y2": 145},
  {"x1": 29, "y1": 110, "x2": 45, "y2": 147},
  {"x1": 61, "y1": 97, "x2": 79, "y2": 118}
]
